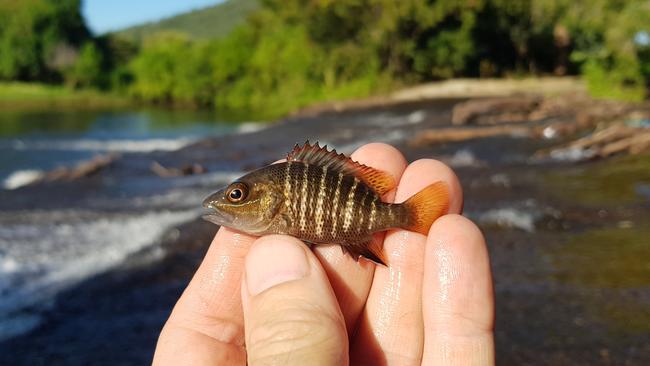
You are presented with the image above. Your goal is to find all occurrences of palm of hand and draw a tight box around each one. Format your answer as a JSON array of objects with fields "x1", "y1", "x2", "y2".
[{"x1": 153, "y1": 143, "x2": 494, "y2": 365}]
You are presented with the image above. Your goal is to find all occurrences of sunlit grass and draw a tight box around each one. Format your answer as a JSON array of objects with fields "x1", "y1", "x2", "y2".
[{"x1": 0, "y1": 82, "x2": 129, "y2": 109}]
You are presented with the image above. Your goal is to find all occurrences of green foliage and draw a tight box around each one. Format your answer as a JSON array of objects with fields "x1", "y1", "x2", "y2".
[
  {"x1": 1, "y1": 0, "x2": 649, "y2": 116},
  {"x1": 0, "y1": 0, "x2": 90, "y2": 81},
  {"x1": 123, "y1": 0, "x2": 650, "y2": 117},
  {"x1": 128, "y1": 0, "x2": 488, "y2": 116},
  {"x1": 572, "y1": 1, "x2": 650, "y2": 101},
  {"x1": 128, "y1": 32, "x2": 191, "y2": 104},
  {"x1": 65, "y1": 42, "x2": 104, "y2": 89},
  {"x1": 127, "y1": 32, "x2": 218, "y2": 106},
  {"x1": 0, "y1": 81, "x2": 128, "y2": 111}
]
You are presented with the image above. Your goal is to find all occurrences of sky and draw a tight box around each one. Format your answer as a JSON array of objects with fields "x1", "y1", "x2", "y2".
[{"x1": 82, "y1": 0, "x2": 224, "y2": 34}]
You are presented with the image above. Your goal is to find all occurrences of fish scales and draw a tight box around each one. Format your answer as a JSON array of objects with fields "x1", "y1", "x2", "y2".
[
  {"x1": 329, "y1": 171, "x2": 344, "y2": 237},
  {"x1": 285, "y1": 162, "x2": 384, "y2": 244},
  {"x1": 202, "y1": 141, "x2": 450, "y2": 265}
]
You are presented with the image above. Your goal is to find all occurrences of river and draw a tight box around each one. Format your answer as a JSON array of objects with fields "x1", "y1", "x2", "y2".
[
  {"x1": 0, "y1": 101, "x2": 648, "y2": 365},
  {"x1": 0, "y1": 108, "x2": 259, "y2": 185}
]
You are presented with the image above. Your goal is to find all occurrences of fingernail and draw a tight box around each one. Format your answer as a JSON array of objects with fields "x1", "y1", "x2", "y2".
[{"x1": 245, "y1": 235, "x2": 310, "y2": 296}]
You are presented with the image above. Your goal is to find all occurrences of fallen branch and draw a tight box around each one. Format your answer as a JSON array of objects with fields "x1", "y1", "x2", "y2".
[
  {"x1": 411, "y1": 125, "x2": 532, "y2": 146},
  {"x1": 151, "y1": 161, "x2": 206, "y2": 177},
  {"x1": 541, "y1": 123, "x2": 650, "y2": 161},
  {"x1": 44, "y1": 154, "x2": 118, "y2": 181}
]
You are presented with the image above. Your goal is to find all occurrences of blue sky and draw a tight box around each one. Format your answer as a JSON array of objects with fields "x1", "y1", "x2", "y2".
[{"x1": 82, "y1": 0, "x2": 224, "y2": 34}]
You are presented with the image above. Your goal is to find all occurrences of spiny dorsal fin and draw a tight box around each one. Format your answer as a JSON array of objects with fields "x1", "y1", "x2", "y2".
[{"x1": 287, "y1": 141, "x2": 396, "y2": 195}]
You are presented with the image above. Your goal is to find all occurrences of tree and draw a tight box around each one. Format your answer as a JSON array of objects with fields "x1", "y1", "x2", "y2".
[
  {"x1": 65, "y1": 42, "x2": 104, "y2": 89},
  {"x1": 128, "y1": 32, "x2": 192, "y2": 103},
  {"x1": 0, "y1": 0, "x2": 90, "y2": 82}
]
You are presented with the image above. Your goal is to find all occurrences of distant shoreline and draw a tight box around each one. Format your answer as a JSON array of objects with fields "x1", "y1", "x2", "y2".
[
  {"x1": 0, "y1": 77, "x2": 585, "y2": 115},
  {"x1": 0, "y1": 82, "x2": 130, "y2": 111},
  {"x1": 293, "y1": 77, "x2": 586, "y2": 117}
]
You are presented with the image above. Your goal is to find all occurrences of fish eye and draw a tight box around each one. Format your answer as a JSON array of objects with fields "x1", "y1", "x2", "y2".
[{"x1": 226, "y1": 182, "x2": 248, "y2": 203}]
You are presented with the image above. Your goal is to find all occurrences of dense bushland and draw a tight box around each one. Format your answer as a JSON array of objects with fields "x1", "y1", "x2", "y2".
[{"x1": 1, "y1": 0, "x2": 648, "y2": 117}]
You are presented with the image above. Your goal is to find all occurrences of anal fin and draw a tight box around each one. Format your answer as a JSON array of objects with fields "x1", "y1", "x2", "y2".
[{"x1": 341, "y1": 238, "x2": 388, "y2": 266}]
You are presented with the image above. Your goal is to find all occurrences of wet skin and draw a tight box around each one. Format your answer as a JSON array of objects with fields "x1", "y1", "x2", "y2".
[{"x1": 153, "y1": 143, "x2": 494, "y2": 365}]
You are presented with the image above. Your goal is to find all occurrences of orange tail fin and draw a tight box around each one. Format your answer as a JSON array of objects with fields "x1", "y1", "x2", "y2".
[{"x1": 402, "y1": 181, "x2": 449, "y2": 235}]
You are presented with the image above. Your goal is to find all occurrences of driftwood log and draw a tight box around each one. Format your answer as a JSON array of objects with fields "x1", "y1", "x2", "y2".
[
  {"x1": 151, "y1": 161, "x2": 206, "y2": 177},
  {"x1": 44, "y1": 154, "x2": 118, "y2": 181},
  {"x1": 544, "y1": 123, "x2": 650, "y2": 160},
  {"x1": 411, "y1": 125, "x2": 532, "y2": 145},
  {"x1": 413, "y1": 94, "x2": 650, "y2": 160},
  {"x1": 451, "y1": 96, "x2": 542, "y2": 125}
]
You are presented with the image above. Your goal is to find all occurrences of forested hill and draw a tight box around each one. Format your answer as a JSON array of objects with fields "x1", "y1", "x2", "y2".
[
  {"x1": 113, "y1": 0, "x2": 258, "y2": 40},
  {"x1": 2, "y1": 0, "x2": 647, "y2": 119}
]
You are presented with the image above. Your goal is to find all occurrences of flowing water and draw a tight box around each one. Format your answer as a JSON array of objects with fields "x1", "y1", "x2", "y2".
[
  {"x1": 0, "y1": 108, "x2": 262, "y2": 341},
  {"x1": 0, "y1": 108, "x2": 258, "y2": 185},
  {"x1": 0, "y1": 102, "x2": 648, "y2": 365}
]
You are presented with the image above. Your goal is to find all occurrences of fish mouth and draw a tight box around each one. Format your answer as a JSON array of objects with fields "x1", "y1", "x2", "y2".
[
  {"x1": 202, "y1": 210, "x2": 234, "y2": 226},
  {"x1": 202, "y1": 190, "x2": 234, "y2": 226}
]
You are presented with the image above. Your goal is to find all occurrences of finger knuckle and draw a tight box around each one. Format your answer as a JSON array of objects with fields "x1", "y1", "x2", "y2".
[{"x1": 247, "y1": 303, "x2": 345, "y2": 364}]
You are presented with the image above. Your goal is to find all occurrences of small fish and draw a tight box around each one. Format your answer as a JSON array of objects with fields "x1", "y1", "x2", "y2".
[{"x1": 202, "y1": 142, "x2": 449, "y2": 265}]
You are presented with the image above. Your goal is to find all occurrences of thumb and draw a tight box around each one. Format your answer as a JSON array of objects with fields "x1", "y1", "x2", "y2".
[{"x1": 242, "y1": 235, "x2": 348, "y2": 366}]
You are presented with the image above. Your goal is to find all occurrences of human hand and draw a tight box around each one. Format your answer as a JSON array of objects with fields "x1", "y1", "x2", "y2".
[{"x1": 153, "y1": 143, "x2": 494, "y2": 365}]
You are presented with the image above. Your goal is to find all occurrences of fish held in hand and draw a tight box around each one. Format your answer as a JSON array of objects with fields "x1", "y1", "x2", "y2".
[{"x1": 202, "y1": 142, "x2": 449, "y2": 265}]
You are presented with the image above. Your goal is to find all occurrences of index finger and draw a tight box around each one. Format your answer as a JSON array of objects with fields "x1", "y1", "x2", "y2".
[{"x1": 153, "y1": 227, "x2": 253, "y2": 365}]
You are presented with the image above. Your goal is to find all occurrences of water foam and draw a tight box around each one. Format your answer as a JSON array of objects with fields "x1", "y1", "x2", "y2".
[
  {"x1": 549, "y1": 146, "x2": 596, "y2": 162},
  {"x1": 0, "y1": 209, "x2": 198, "y2": 341},
  {"x1": 236, "y1": 122, "x2": 269, "y2": 134},
  {"x1": 2, "y1": 170, "x2": 44, "y2": 190},
  {"x1": 476, "y1": 208, "x2": 537, "y2": 232},
  {"x1": 11, "y1": 138, "x2": 195, "y2": 153},
  {"x1": 445, "y1": 149, "x2": 482, "y2": 167}
]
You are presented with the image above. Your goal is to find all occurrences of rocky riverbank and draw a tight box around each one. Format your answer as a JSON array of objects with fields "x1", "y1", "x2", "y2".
[{"x1": 1, "y1": 91, "x2": 648, "y2": 365}]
